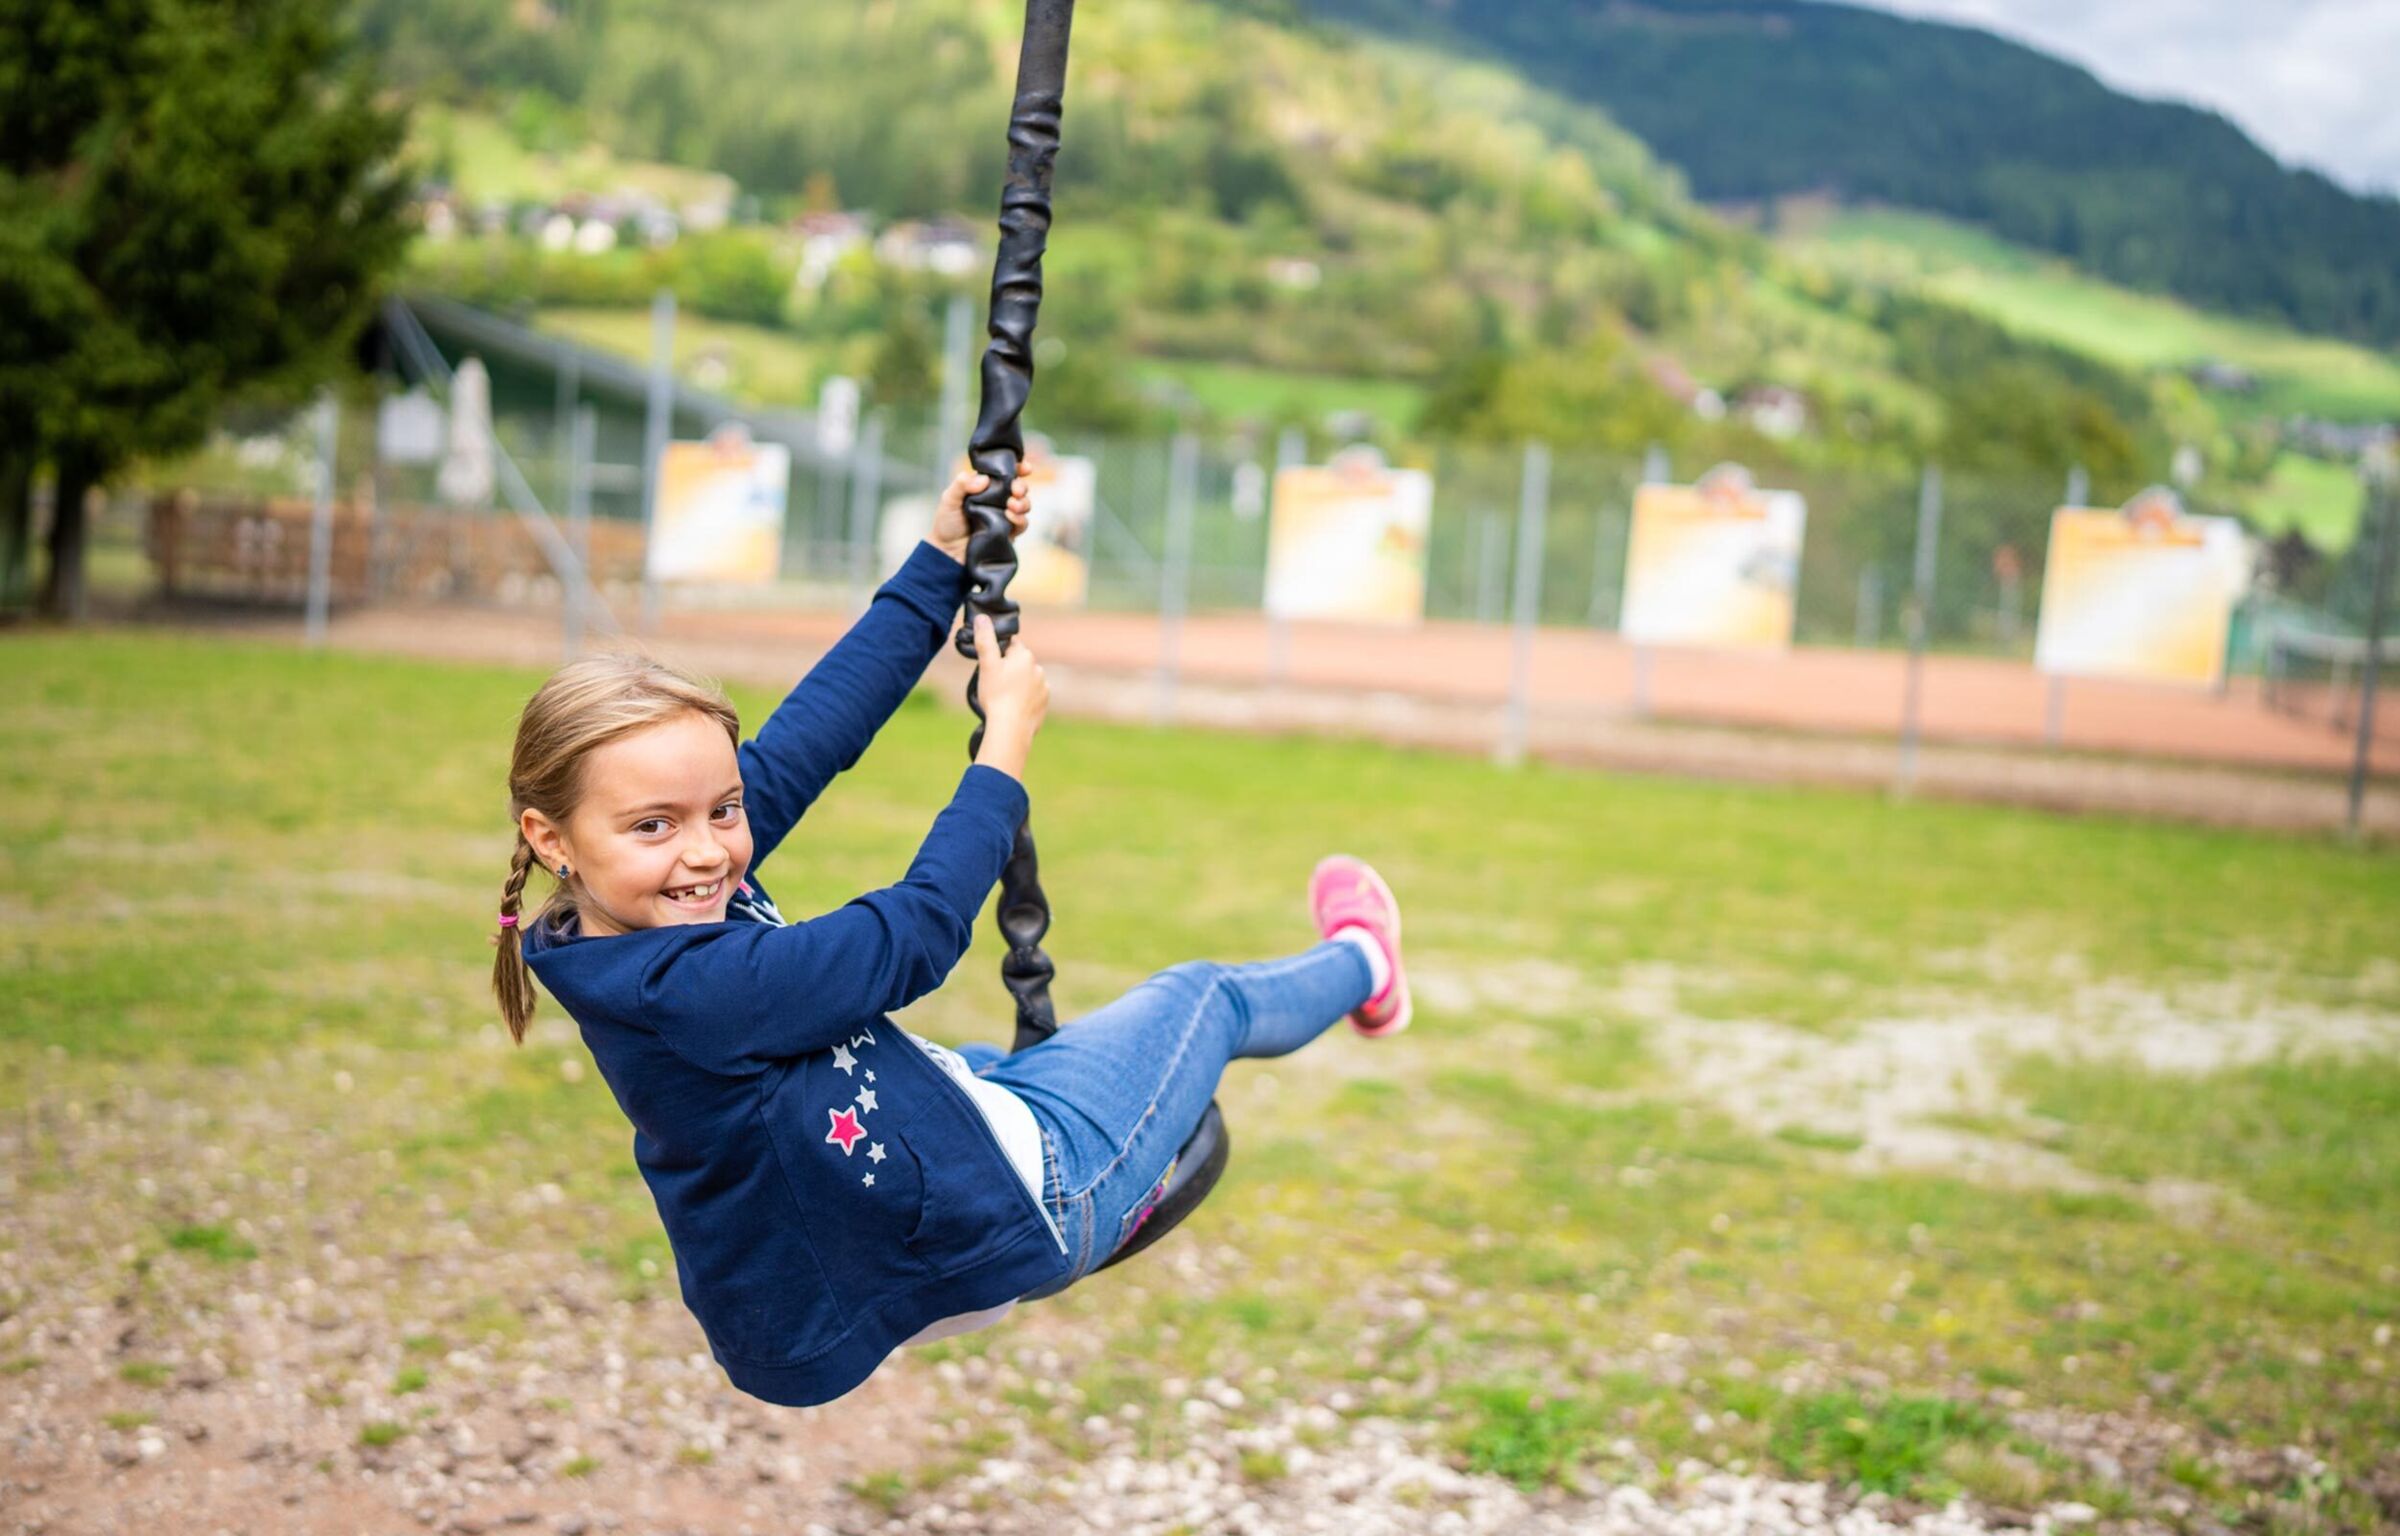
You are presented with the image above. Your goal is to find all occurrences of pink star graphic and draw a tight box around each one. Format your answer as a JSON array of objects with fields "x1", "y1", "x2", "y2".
[{"x1": 825, "y1": 1106, "x2": 866, "y2": 1155}]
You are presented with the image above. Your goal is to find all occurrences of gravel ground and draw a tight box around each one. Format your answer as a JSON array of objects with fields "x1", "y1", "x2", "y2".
[{"x1": 865, "y1": 1406, "x2": 2152, "y2": 1536}]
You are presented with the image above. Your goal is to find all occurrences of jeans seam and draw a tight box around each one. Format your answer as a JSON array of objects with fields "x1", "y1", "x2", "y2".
[
  {"x1": 1064, "y1": 970, "x2": 1220, "y2": 1204},
  {"x1": 1067, "y1": 948, "x2": 1343, "y2": 1207}
]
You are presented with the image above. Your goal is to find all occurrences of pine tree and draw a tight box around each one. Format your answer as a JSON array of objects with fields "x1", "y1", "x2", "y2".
[{"x1": 0, "y1": 0, "x2": 411, "y2": 618}]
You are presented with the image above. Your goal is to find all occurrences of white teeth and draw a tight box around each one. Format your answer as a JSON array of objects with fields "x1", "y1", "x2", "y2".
[{"x1": 670, "y1": 881, "x2": 720, "y2": 901}]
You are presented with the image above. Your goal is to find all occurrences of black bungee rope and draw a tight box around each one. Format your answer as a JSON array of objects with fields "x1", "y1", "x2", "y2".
[{"x1": 954, "y1": 0, "x2": 1231, "y2": 1271}]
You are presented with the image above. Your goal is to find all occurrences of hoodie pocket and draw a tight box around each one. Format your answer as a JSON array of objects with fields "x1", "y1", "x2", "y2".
[{"x1": 759, "y1": 1058, "x2": 935, "y2": 1292}]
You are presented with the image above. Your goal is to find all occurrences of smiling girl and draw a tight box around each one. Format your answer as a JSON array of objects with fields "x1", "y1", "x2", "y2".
[{"x1": 490, "y1": 469, "x2": 1411, "y2": 1407}]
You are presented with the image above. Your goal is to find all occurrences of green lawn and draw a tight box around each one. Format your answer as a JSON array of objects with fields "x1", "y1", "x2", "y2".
[
  {"x1": 1135, "y1": 358, "x2": 1430, "y2": 435},
  {"x1": 538, "y1": 306, "x2": 834, "y2": 411},
  {"x1": 415, "y1": 104, "x2": 735, "y2": 212},
  {"x1": 1792, "y1": 208, "x2": 2400, "y2": 425},
  {"x1": 5, "y1": 633, "x2": 2396, "y2": 1526}
]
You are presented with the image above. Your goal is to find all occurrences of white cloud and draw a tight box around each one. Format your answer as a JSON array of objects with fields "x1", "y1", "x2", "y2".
[{"x1": 1857, "y1": 0, "x2": 2400, "y2": 197}]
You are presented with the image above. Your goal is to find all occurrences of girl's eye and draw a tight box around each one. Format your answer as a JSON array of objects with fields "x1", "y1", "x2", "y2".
[
  {"x1": 713, "y1": 802, "x2": 743, "y2": 823},
  {"x1": 635, "y1": 819, "x2": 668, "y2": 836}
]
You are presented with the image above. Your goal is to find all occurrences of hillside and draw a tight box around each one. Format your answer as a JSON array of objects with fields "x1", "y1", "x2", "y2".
[
  {"x1": 380, "y1": 0, "x2": 2214, "y2": 506},
  {"x1": 1295, "y1": 0, "x2": 2400, "y2": 351}
]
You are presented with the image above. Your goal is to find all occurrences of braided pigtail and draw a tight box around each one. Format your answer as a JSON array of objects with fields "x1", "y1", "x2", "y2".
[
  {"x1": 493, "y1": 831, "x2": 540, "y2": 1043},
  {"x1": 493, "y1": 650, "x2": 744, "y2": 1045}
]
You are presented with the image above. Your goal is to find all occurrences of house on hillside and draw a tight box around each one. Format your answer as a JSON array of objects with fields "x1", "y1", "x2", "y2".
[
  {"x1": 793, "y1": 211, "x2": 874, "y2": 290},
  {"x1": 877, "y1": 217, "x2": 981, "y2": 277},
  {"x1": 1735, "y1": 385, "x2": 1810, "y2": 441}
]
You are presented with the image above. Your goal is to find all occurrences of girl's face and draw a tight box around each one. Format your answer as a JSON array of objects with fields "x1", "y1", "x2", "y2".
[{"x1": 527, "y1": 711, "x2": 754, "y2": 938}]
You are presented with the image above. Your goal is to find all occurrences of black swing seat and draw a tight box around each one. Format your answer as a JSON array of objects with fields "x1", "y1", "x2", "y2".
[{"x1": 1097, "y1": 1099, "x2": 1230, "y2": 1271}]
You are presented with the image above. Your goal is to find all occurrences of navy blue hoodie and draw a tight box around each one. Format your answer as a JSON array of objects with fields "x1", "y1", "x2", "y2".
[{"x1": 524, "y1": 542, "x2": 1070, "y2": 1407}]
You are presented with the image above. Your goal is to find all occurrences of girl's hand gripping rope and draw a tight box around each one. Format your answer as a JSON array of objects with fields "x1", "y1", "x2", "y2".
[
  {"x1": 970, "y1": 612, "x2": 1048, "y2": 783},
  {"x1": 933, "y1": 471, "x2": 1032, "y2": 564}
]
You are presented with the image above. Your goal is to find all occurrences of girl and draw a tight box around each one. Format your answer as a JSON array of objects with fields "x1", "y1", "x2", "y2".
[{"x1": 492, "y1": 470, "x2": 1411, "y2": 1408}]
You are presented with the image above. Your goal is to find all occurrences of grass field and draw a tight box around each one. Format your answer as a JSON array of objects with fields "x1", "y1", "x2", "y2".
[
  {"x1": 1135, "y1": 358, "x2": 1429, "y2": 436},
  {"x1": 5, "y1": 633, "x2": 2398, "y2": 1530},
  {"x1": 1790, "y1": 209, "x2": 2400, "y2": 427}
]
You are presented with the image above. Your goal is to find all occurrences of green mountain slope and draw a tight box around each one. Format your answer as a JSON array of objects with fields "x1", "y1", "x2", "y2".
[
  {"x1": 375, "y1": 0, "x2": 2265, "y2": 517},
  {"x1": 1296, "y1": 0, "x2": 2400, "y2": 351}
]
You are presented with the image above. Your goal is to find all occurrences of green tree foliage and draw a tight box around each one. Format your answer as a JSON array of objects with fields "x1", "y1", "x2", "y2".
[
  {"x1": 0, "y1": 0, "x2": 410, "y2": 617},
  {"x1": 1306, "y1": 0, "x2": 2400, "y2": 347}
]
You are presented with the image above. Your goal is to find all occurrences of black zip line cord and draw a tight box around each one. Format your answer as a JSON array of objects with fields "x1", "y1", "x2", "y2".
[{"x1": 954, "y1": 0, "x2": 1076, "y2": 1053}]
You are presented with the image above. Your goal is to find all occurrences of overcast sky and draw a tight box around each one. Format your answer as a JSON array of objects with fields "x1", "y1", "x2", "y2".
[{"x1": 1858, "y1": 0, "x2": 2400, "y2": 198}]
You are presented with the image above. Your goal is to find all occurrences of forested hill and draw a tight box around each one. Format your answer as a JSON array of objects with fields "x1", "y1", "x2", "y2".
[{"x1": 1293, "y1": 0, "x2": 2400, "y2": 349}]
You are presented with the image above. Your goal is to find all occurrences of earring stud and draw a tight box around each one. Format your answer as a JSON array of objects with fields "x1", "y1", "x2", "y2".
[{"x1": 558, "y1": 863, "x2": 570, "y2": 879}]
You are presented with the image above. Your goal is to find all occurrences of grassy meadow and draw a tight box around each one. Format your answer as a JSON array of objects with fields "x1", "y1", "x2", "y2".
[{"x1": 4, "y1": 632, "x2": 2398, "y2": 1529}]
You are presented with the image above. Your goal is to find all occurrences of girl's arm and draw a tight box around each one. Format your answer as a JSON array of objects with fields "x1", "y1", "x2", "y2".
[
  {"x1": 638, "y1": 764, "x2": 1028, "y2": 1076},
  {"x1": 738, "y1": 472, "x2": 1029, "y2": 867}
]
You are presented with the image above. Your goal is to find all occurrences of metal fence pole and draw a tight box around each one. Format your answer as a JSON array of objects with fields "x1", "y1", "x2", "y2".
[
  {"x1": 1475, "y1": 511, "x2": 1509, "y2": 624},
  {"x1": 1897, "y1": 464, "x2": 1944, "y2": 794},
  {"x1": 553, "y1": 352, "x2": 582, "y2": 509},
  {"x1": 1630, "y1": 443, "x2": 1670, "y2": 713},
  {"x1": 304, "y1": 392, "x2": 340, "y2": 647},
  {"x1": 1267, "y1": 426, "x2": 1304, "y2": 684},
  {"x1": 564, "y1": 404, "x2": 596, "y2": 660},
  {"x1": 938, "y1": 294, "x2": 974, "y2": 473},
  {"x1": 2046, "y1": 464, "x2": 2083, "y2": 746},
  {"x1": 638, "y1": 290, "x2": 676, "y2": 634},
  {"x1": 1500, "y1": 441, "x2": 1551, "y2": 765},
  {"x1": 1156, "y1": 431, "x2": 1201, "y2": 726},
  {"x1": 848, "y1": 412, "x2": 887, "y2": 612},
  {"x1": 2349, "y1": 480, "x2": 2396, "y2": 841},
  {"x1": 1585, "y1": 502, "x2": 1621, "y2": 629}
]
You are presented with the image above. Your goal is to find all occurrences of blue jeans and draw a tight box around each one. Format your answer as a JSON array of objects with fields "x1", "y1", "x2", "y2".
[{"x1": 954, "y1": 940, "x2": 1374, "y2": 1290}]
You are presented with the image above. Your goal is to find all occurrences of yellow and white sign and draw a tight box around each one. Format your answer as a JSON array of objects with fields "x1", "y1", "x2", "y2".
[
  {"x1": 1264, "y1": 450, "x2": 1433, "y2": 625},
  {"x1": 1620, "y1": 467, "x2": 1807, "y2": 651},
  {"x1": 1008, "y1": 439, "x2": 1097, "y2": 608},
  {"x1": 647, "y1": 429, "x2": 792, "y2": 584},
  {"x1": 2033, "y1": 490, "x2": 2248, "y2": 687}
]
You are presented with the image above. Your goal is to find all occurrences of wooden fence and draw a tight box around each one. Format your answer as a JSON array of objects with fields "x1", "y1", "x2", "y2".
[{"x1": 147, "y1": 493, "x2": 645, "y2": 606}]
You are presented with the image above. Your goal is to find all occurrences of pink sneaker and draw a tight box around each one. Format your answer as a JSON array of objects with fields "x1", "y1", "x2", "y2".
[{"x1": 1309, "y1": 855, "x2": 1411, "y2": 1037}]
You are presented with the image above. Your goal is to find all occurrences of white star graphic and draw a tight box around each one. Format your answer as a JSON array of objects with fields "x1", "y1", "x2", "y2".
[
  {"x1": 831, "y1": 1043, "x2": 857, "y2": 1076},
  {"x1": 855, "y1": 1087, "x2": 879, "y2": 1114},
  {"x1": 867, "y1": 1142, "x2": 887, "y2": 1164},
  {"x1": 863, "y1": 1172, "x2": 875, "y2": 1188},
  {"x1": 865, "y1": 1069, "x2": 876, "y2": 1084}
]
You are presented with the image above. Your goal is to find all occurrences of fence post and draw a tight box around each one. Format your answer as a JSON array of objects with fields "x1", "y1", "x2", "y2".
[
  {"x1": 2045, "y1": 465, "x2": 2083, "y2": 746},
  {"x1": 1156, "y1": 431, "x2": 1201, "y2": 726},
  {"x1": 848, "y1": 412, "x2": 887, "y2": 612},
  {"x1": 564, "y1": 404, "x2": 595, "y2": 660},
  {"x1": 304, "y1": 392, "x2": 339, "y2": 648},
  {"x1": 1585, "y1": 502, "x2": 1621, "y2": 629},
  {"x1": 638, "y1": 289, "x2": 675, "y2": 635},
  {"x1": 938, "y1": 294, "x2": 974, "y2": 473},
  {"x1": 1855, "y1": 566, "x2": 1883, "y2": 648},
  {"x1": 2350, "y1": 475, "x2": 2397, "y2": 841},
  {"x1": 1629, "y1": 443, "x2": 1670, "y2": 715},
  {"x1": 1897, "y1": 464, "x2": 1944, "y2": 794},
  {"x1": 1267, "y1": 426, "x2": 1304, "y2": 684},
  {"x1": 1500, "y1": 441, "x2": 1551, "y2": 765}
]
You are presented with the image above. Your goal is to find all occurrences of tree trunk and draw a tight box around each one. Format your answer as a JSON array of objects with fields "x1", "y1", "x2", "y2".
[
  {"x1": 39, "y1": 450, "x2": 97, "y2": 623},
  {"x1": 0, "y1": 451, "x2": 32, "y2": 616}
]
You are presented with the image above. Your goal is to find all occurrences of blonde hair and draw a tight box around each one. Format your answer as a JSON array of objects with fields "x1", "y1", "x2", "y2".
[{"x1": 493, "y1": 652, "x2": 742, "y2": 1042}]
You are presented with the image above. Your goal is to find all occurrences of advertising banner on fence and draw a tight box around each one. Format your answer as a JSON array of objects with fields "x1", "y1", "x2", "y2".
[
  {"x1": 2033, "y1": 489, "x2": 2248, "y2": 687},
  {"x1": 1009, "y1": 439, "x2": 1098, "y2": 608},
  {"x1": 646, "y1": 429, "x2": 792, "y2": 585},
  {"x1": 1620, "y1": 466, "x2": 1808, "y2": 651},
  {"x1": 1264, "y1": 450, "x2": 1433, "y2": 624}
]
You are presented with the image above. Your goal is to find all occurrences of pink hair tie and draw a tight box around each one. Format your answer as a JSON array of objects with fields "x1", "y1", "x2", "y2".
[{"x1": 497, "y1": 913, "x2": 520, "y2": 930}]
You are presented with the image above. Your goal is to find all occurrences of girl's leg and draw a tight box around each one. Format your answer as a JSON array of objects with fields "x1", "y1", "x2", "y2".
[{"x1": 979, "y1": 939, "x2": 1375, "y2": 1284}]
